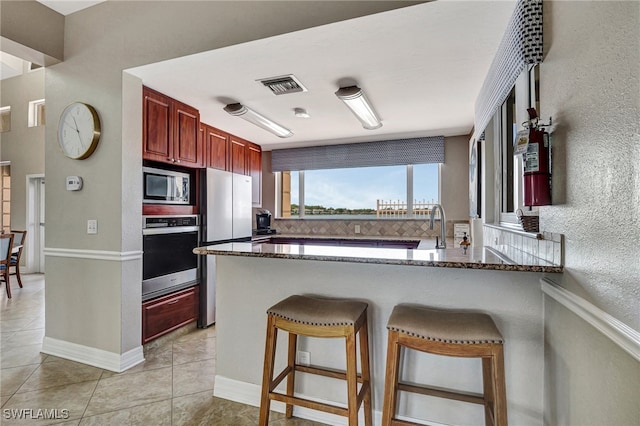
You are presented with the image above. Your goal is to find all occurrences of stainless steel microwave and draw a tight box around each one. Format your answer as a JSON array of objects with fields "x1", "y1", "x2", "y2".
[{"x1": 143, "y1": 167, "x2": 191, "y2": 204}]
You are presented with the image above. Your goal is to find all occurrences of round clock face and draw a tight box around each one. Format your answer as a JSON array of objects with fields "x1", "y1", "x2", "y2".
[{"x1": 58, "y1": 102, "x2": 101, "y2": 160}]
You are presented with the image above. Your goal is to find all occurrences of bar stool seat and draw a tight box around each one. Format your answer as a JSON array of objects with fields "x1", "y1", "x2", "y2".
[
  {"x1": 382, "y1": 304, "x2": 507, "y2": 426},
  {"x1": 259, "y1": 295, "x2": 372, "y2": 426}
]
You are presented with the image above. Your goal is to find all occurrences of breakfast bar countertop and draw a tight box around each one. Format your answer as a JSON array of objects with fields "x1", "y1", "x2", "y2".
[{"x1": 194, "y1": 235, "x2": 563, "y2": 273}]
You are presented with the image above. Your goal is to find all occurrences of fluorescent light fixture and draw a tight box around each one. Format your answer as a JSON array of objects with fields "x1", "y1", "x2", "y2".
[
  {"x1": 224, "y1": 103, "x2": 293, "y2": 138},
  {"x1": 335, "y1": 85, "x2": 382, "y2": 130}
]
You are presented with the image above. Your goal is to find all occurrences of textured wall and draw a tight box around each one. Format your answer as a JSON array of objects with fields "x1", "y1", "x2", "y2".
[
  {"x1": 540, "y1": 1, "x2": 640, "y2": 424},
  {"x1": 540, "y1": 1, "x2": 640, "y2": 329}
]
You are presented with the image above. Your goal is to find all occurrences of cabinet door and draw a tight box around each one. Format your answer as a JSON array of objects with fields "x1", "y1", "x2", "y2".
[
  {"x1": 203, "y1": 124, "x2": 229, "y2": 171},
  {"x1": 142, "y1": 87, "x2": 172, "y2": 163},
  {"x1": 247, "y1": 142, "x2": 262, "y2": 207},
  {"x1": 142, "y1": 286, "x2": 199, "y2": 344},
  {"x1": 230, "y1": 136, "x2": 247, "y2": 174},
  {"x1": 173, "y1": 100, "x2": 201, "y2": 167}
]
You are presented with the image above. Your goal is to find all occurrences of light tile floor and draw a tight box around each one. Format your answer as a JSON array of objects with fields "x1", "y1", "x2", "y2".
[{"x1": 1, "y1": 275, "x2": 325, "y2": 425}]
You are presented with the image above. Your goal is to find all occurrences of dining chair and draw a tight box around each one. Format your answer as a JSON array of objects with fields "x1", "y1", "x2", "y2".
[
  {"x1": 9, "y1": 230, "x2": 27, "y2": 288},
  {"x1": 0, "y1": 233, "x2": 15, "y2": 298}
]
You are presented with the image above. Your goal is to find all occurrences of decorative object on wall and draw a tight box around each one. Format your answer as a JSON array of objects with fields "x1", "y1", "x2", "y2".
[
  {"x1": 472, "y1": 0, "x2": 543, "y2": 142},
  {"x1": 335, "y1": 85, "x2": 382, "y2": 130},
  {"x1": 57, "y1": 102, "x2": 101, "y2": 159},
  {"x1": 223, "y1": 103, "x2": 293, "y2": 138},
  {"x1": 271, "y1": 136, "x2": 444, "y2": 171}
]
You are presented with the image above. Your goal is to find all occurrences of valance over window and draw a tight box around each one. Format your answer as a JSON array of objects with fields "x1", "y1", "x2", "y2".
[
  {"x1": 271, "y1": 136, "x2": 444, "y2": 172},
  {"x1": 473, "y1": 0, "x2": 543, "y2": 142}
]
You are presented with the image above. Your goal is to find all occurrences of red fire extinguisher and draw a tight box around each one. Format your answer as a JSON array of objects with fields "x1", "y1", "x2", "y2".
[{"x1": 523, "y1": 108, "x2": 551, "y2": 206}]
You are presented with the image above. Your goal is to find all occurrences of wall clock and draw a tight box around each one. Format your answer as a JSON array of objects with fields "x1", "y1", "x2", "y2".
[{"x1": 58, "y1": 102, "x2": 101, "y2": 160}]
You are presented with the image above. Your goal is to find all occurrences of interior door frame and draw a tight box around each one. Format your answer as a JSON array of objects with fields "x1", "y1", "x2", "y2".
[{"x1": 25, "y1": 174, "x2": 45, "y2": 273}]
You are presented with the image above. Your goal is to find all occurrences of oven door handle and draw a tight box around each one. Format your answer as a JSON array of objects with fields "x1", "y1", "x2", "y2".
[{"x1": 143, "y1": 226, "x2": 200, "y2": 235}]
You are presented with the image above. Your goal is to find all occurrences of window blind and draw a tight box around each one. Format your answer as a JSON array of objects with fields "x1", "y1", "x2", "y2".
[
  {"x1": 271, "y1": 136, "x2": 444, "y2": 172},
  {"x1": 472, "y1": 0, "x2": 543, "y2": 142}
]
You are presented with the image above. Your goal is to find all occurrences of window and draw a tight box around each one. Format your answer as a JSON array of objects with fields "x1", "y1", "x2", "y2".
[
  {"x1": 494, "y1": 65, "x2": 539, "y2": 225},
  {"x1": 279, "y1": 164, "x2": 439, "y2": 219},
  {"x1": 28, "y1": 99, "x2": 46, "y2": 127},
  {"x1": 0, "y1": 107, "x2": 10, "y2": 133}
]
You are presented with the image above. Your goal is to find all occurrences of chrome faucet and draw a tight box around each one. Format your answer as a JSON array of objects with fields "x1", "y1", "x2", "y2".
[{"x1": 429, "y1": 204, "x2": 447, "y2": 249}]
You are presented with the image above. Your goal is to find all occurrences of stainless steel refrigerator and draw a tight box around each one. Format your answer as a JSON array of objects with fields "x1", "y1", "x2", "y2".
[{"x1": 199, "y1": 168, "x2": 252, "y2": 327}]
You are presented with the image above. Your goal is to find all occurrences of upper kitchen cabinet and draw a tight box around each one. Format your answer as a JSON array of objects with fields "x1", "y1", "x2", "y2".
[
  {"x1": 230, "y1": 135, "x2": 247, "y2": 175},
  {"x1": 143, "y1": 86, "x2": 202, "y2": 168},
  {"x1": 229, "y1": 136, "x2": 262, "y2": 207},
  {"x1": 247, "y1": 142, "x2": 262, "y2": 207},
  {"x1": 202, "y1": 123, "x2": 229, "y2": 171}
]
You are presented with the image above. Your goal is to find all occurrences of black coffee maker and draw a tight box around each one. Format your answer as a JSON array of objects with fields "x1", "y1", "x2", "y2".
[{"x1": 255, "y1": 210, "x2": 275, "y2": 234}]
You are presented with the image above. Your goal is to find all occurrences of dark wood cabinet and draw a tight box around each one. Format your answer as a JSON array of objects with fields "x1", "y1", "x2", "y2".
[
  {"x1": 142, "y1": 285, "x2": 200, "y2": 344},
  {"x1": 230, "y1": 136, "x2": 248, "y2": 175},
  {"x1": 142, "y1": 86, "x2": 202, "y2": 167},
  {"x1": 247, "y1": 142, "x2": 262, "y2": 207},
  {"x1": 173, "y1": 100, "x2": 201, "y2": 167},
  {"x1": 142, "y1": 87, "x2": 172, "y2": 163},
  {"x1": 143, "y1": 87, "x2": 261, "y2": 205},
  {"x1": 202, "y1": 123, "x2": 229, "y2": 171},
  {"x1": 229, "y1": 137, "x2": 262, "y2": 206}
]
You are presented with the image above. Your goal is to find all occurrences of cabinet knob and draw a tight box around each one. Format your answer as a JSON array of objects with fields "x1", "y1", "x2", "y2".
[{"x1": 176, "y1": 159, "x2": 181, "y2": 163}]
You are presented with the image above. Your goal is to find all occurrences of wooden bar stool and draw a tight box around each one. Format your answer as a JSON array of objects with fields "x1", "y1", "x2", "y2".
[
  {"x1": 382, "y1": 304, "x2": 507, "y2": 426},
  {"x1": 259, "y1": 295, "x2": 372, "y2": 426}
]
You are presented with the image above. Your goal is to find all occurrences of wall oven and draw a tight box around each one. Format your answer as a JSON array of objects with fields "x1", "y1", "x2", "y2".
[{"x1": 142, "y1": 215, "x2": 200, "y2": 301}]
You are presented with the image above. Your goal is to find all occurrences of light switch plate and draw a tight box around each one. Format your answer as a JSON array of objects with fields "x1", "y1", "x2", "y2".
[{"x1": 87, "y1": 220, "x2": 98, "y2": 234}]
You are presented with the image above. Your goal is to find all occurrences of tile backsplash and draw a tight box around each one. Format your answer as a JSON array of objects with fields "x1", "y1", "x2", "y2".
[
  {"x1": 274, "y1": 218, "x2": 459, "y2": 239},
  {"x1": 483, "y1": 224, "x2": 564, "y2": 266}
]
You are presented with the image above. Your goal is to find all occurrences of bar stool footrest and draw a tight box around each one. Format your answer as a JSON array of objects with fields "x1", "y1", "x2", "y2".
[
  {"x1": 398, "y1": 382, "x2": 486, "y2": 405},
  {"x1": 295, "y1": 364, "x2": 365, "y2": 383},
  {"x1": 270, "y1": 392, "x2": 349, "y2": 417}
]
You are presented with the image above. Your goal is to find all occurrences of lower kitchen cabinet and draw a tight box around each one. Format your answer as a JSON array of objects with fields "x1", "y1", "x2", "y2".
[{"x1": 142, "y1": 286, "x2": 200, "y2": 344}]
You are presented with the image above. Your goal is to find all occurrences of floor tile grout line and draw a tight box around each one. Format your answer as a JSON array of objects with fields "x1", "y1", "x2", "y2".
[{"x1": 79, "y1": 374, "x2": 103, "y2": 422}]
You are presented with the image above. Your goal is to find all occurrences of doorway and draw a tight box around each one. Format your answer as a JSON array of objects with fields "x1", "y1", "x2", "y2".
[{"x1": 26, "y1": 175, "x2": 45, "y2": 273}]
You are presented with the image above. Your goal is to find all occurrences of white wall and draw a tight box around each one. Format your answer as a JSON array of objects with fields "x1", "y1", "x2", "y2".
[
  {"x1": 539, "y1": 1, "x2": 640, "y2": 423},
  {"x1": 0, "y1": 68, "x2": 46, "y2": 232},
  {"x1": 441, "y1": 135, "x2": 471, "y2": 221}
]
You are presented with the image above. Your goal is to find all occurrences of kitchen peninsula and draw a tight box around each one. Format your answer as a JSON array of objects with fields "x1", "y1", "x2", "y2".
[{"x1": 194, "y1": 239, "x2": 562, "y2": 425}]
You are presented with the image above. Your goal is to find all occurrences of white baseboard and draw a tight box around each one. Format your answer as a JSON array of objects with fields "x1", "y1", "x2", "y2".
[
  {"x1": 213, "y1": 375, "x2": 446, "y2": 426},
  {"x1": 42, "y1": 336, "x2": 145, "y2": 373}
]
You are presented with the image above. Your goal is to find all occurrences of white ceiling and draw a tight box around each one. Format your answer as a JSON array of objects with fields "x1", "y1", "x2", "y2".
[
  {"x1": 127, "y1": 1, "x2": 516, "y2": 150},
  {"x1": 36, "y1": 0, "x2": 106, "y2": 16}
]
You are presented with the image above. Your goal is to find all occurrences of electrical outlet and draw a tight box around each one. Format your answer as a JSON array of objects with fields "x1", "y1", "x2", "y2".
[
  {"x1": 297, "y1": 350, "x2": 310, "y2": 366},
  {"x1": 87, "y1": 219, "x2": 98, "y2": 234},
  {"x1": 355, "y1": 225, "x2": 361, "y2": 234}
]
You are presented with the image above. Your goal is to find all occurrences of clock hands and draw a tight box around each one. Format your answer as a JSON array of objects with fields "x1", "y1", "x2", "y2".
[{"x1": 70, "y1": 117, "x2": 85, "y2": 147}]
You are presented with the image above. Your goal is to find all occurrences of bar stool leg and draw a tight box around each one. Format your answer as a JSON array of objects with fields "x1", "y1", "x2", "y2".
[
  {"x1": 285, "y1": 332, "x2": 298, "y2": 418},
  {"x1": 381, "y1": 330, "x2": 401, "y2": 426},
  {"x1": 259, "y1": 315, "x2": 278, "y2": 426},
  {"x1": 359, "y1": 317, "x2": 373, "y2": 426},
  {"x1": 492, "y1": 345, "x2": 508, "y2": 426},
  {"x1": 345, "y1": 327, "x2": 359, "y2": 426},
  {"x1": 482, "y1": 357, "x2": 496, "y2": 425}
]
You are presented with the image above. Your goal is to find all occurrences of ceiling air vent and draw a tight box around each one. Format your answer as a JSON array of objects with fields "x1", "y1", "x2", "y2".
[{"x1": 258, "y1": 75, "x2": 308, "y2": 96}]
